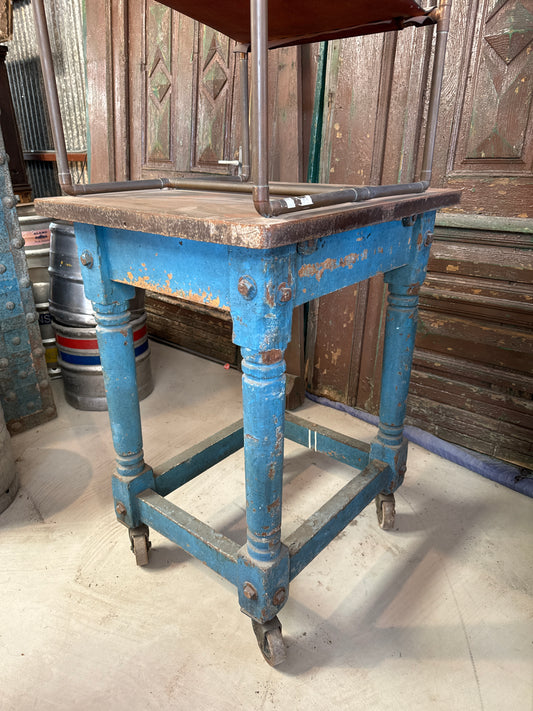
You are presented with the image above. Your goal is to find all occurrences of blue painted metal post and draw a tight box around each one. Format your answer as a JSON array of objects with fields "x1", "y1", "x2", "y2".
[
  {"x1": 238, "y1": 347, "x2": 290, "y2": 622},
  {"x1": 370, "y1": 215, "x2": 435, "y2": 490},
  {"x1": 370, "y1": 287, "x2": 418, "y2": 490},
  {"x1": 229, "y1": 249, "x2": 294, "y2": 622},
  {"x1": 241, "y1": 349, "x2": 285, "y2": 562},
  {"x1": 74, "y1": 223, "x2": 155, "y2": 528},
  {"x1": 92, "y1": 303, "x2": 144, "y2": 478}
]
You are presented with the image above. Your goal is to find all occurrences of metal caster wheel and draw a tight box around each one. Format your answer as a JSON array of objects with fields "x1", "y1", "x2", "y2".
[
  {"x1": 129, "y1": 524, "x2": 151, "y2": 566},
  {"x1": 252, "y1": 616, "x2": 287, "y2": 666},
  {"x1": 375, "y1": 493, "x2": 396, "y2": 530}
]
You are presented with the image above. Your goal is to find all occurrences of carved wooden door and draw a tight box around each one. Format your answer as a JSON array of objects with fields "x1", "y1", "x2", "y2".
[
  {"x1": 125, "y1": 0, "x2": 306, "y2": 375},
  {"x1": 128, "y1": 0, "x2": 240, "y2": 179},
  {"x1": 309, "y1": 0, "x2": 533, "y2": 468}
]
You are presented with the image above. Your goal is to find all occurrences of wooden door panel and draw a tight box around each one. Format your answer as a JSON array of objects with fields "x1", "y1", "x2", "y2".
[
  {"x1": 434, "y1": 0, "x2": 533, "y2": 215},
  {"x1": 416, "y1": 311, "x2": 532, "y2": 371},
  {"x1": 191, "y1": 25, "x2": 237, "y2": 172},
  {"x1": 130, "y1": 0, "x2": 239, "y2": 177},
  {"x1": 454, "y1": 0, "x2": 532, "y2": 171},
  {"x1": 308, "y1": 0, "x2": 533, "y2": 468},
  {"x1": 144, "y1": 1, "x2": 175, "y2": 167},
  {"x1": 406, "y1": 394, "x2": 533, "y2": 468}
]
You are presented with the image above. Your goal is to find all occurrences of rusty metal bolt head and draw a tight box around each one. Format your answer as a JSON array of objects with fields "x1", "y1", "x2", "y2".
[
  {"x1": 278, "y1": 285, "x2": 292, "y2": 303},
  {"x1": 237, "y1": 275, "x2": 257, "y2": 300},
  {"x1": 243, "y1": 582, "x2": 258, "y2": 600},
  {"x1": 402, "y1": 215, "x2": 417, "y2": 227},
  {"x1": 80, "y1": 250, "x2": 94, "y2": 268},
  {"x1": 425, "y1": 232, "x2": 434, "y2": 247},
  {"x1": 115, "y1": 502, "x2": 127, "y2": 516},
  {"x1": 273, "y1": 587, "x2": 286, "y2": 606}
]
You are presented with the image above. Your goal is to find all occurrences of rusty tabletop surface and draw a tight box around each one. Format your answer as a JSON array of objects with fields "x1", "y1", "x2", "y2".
[{"x1": 35, "y1": 188, "x2": 461, "y2": 250}]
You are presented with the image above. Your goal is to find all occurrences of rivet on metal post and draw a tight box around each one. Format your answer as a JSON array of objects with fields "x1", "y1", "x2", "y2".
[
  {"x1": 238, "y1": 275, "x2": 257, "y2": 300},
  {"x1": 272, "y1": 587, "x2": 286, "y2": 606},
  {"x1": 115, "y1": 502, "x2": 127, "y2": 516},
  {"x1": 243, "y1": 582, "x2": 258, "y2": 600},
  {"x1": 425, "y1": 232, "x2": 434, "y2": 247},
  {"x1": 278, "y1": 284, "x2": 292, "y2": 303},
  {"x1": 80, "y1": 250, "x2": 94, "y2": 268}
]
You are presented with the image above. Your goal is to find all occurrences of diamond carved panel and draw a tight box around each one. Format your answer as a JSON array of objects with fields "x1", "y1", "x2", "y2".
[
  {"x1": 191, "y1": 25, "x2": 235, "y2": 170},
  {"x1": 464, "y1": 0, "x2": 532, "y2": 162},
  {"x1": 150, "y1": 55, "x2": 172, "y2": 104},
  {"x1": 203, "y1": 62, "x2": 227, "y2": 101},
  {"x1": 145, "y1": 2, "x2": 173, "y2": 164}
]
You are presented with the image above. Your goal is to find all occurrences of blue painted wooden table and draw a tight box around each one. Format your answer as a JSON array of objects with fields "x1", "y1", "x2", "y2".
[{"x1": 36, "y1": 186, "x2": 460, "y2": 664}]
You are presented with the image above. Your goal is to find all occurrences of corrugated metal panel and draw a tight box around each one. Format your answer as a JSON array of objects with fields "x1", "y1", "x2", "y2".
[{"x1": 4, "y1": 0, "x2": 87, "y2": 197}]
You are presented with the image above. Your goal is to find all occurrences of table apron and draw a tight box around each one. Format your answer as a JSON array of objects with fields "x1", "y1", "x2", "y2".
[{"x1": 83, "y1": 214, "x2": 433, "y2": 311}]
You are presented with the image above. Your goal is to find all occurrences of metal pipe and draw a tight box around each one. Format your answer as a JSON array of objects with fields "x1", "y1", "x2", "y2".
[
  {"x1": 31, "y1": 0, "x2": 72, "y2": 191},
  {"x1": 248, "y1": 0, "x2": 442, "y2": 218},
  {"x1": 165, "y1": 179, "x2": 344, "y2": 194},
  {"x1": 33, "y1": 0, "x2": 253, "y2": 197},
  {"x1": 164, "y1": 179, "x2": 430, "y2": 200},
  {"x1": 31, "y1": 0, "x2": 168, "y2": 196},
  {"x1": 238, "y1": 50, "x2": 251, "y2": 181},
  {"x1": 250, "y1": 0, "x2": 271, "y2": 215},
  {"x1": 33, "y1": 0, "x2": 449, "y2": 216},
  {"x1": 420, "y1": 0, "x2": 452, "y2": 183}
]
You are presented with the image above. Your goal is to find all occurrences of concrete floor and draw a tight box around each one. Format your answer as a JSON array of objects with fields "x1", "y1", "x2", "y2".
[{"x1": 1, "y1": 342, "x2": 531, "y2": 710}]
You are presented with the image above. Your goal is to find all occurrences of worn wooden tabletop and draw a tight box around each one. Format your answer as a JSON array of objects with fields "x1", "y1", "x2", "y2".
[{"x1": 35, "y1": 187, "x2": 461, "y2": 250}]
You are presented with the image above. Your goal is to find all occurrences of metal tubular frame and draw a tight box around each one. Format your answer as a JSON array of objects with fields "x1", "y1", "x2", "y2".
[
  {"x1": 250, "y1": 0, "x2": 452, "y2": 216},
  {"x1": 31, "y1": 0, "x2": 452, "y2": 216}
]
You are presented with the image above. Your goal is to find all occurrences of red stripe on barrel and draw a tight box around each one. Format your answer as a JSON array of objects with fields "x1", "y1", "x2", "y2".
[{"x1": 56, "y1": 325, "x2": 148, "y2": 350}]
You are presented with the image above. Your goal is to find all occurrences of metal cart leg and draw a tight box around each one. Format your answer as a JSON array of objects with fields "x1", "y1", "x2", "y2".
[
  {"x1": 370, "y1": 215, "x2": 434, "y2": 526},
  {"x1": 237, "y1": 347, "x2": 290, "y2": 665},
  {"x1": 74, "y1": 223, "x2": 155, "y2": 562}
]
